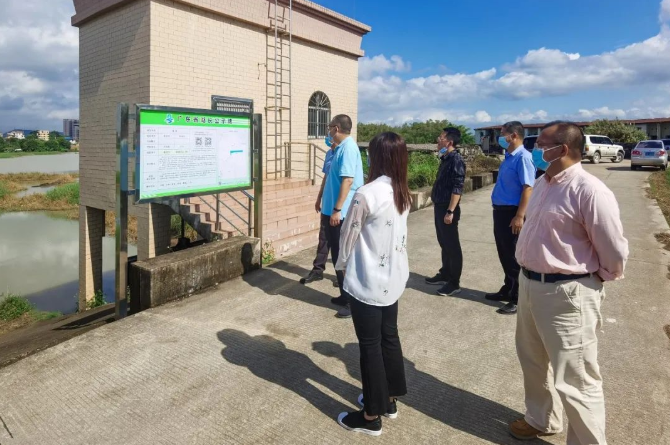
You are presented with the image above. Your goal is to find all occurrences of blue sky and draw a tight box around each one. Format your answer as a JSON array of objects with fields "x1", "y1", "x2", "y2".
[
  {"x1": 1, "y1": 0, "x2": 670, "y2": 132},
  {"x1": 319, "y1": 0, "x2": 670, "y2": 128}
]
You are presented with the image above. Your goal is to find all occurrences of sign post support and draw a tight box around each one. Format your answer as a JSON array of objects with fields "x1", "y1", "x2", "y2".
[{"x1": 115, "y1": 103, "x2": 130, "y2": 320}]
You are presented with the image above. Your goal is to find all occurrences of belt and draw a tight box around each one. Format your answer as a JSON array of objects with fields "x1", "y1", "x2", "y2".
[
  {"x1": 492, "y1": 205, "x2": 518, "y2": 210},
  {"x1": 521, "y1": 267, "x2": 591, "y2": 284}
]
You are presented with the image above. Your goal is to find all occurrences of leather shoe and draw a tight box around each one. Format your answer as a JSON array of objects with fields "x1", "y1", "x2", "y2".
[
  {"x1": 509, "y1": 418, "x2": 556, "y2": 440},
  {"x1": 484, "y1": 291, "x2": 508, "y2": 302},
  {"x1": 497, "y1": 302, "x2": 518, "y2": 315},
  {"x1": 331, "y1": 295, "x2": 348, "y2": 306},
  {"x1": 300, "y1": 271, "x2": 323, "y2": 284}
]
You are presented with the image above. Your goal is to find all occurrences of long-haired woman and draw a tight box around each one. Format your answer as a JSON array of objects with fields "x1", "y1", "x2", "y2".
[{"x1": 335, "y1": 132, "x2": 412, "y2": 436}]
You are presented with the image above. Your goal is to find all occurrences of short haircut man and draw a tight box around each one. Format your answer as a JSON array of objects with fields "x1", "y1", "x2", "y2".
[
  {"x1": 331, "y1": 114, "x2": 352, "y2": 134},
  {"x1": 426, "y1": 127, "x2": 466, "y2": 296},
  {"x1": 487, "y1": 120, "x2": 535, "y2": 314},
  {"x1": 511, "y1": 120, "x2": 628, "y2": 442}
]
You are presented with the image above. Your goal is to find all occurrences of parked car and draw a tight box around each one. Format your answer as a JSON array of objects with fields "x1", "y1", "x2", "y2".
[
  {"x1": 584, "y1": 135, "x2": 625, "y2": 164},
  {"x1": 631, "y1": 140, "x2": 668, "y2": 171}
]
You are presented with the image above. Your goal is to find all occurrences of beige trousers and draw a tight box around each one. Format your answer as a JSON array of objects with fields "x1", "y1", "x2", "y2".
[{"x1": 516, "y1": 273, "x2": 607, "y2": 445}]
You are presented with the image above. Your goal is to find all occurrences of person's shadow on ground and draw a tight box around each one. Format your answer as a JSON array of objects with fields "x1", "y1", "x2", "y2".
[
  {"x1": 242, "y1": 261, "x2": 337, "y2": 310},
  {"x1": 217, "y1": 329, "x2": 358, "y2": 421},
  {"x1": 406, "y1": 272, "x2": 502, "y2": 308},
  {"x1": 312, "y1": 341, "x2": 553, "y2": 445}
]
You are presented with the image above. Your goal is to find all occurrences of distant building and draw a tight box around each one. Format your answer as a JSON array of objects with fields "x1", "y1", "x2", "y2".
[
  {"x1": 35, "y1": 130, "x2": 50, "y2": 141},
  {"x1": 63, "y1": 119, "x2": 80, "y2": 140},
  {"x1": 474, "y1": 117, "x2": 670, "y2": 146},
  {"x1": 5, "y1": 130, "x2": 25, "y2": 139}
]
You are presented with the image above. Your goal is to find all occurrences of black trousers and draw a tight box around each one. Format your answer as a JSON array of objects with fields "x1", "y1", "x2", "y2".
[
  {"x1": 324, "y1": 216, "x2": 345, "y2": 295},
  {"x1": 349, "y1": 295, "x2": 407, "y2": 416},
  {"x1": 434, "y1": 205, "x2": 463, "y2": 287},
  {"x1": 493, "y1": 206, "x2": 521, "y2": 302},
  {"x1": 311, "y1": 214, "x2": 330, "y2": 273}
]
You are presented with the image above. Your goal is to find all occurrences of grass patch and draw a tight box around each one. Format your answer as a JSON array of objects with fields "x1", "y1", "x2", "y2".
[
  {"x1": 46, "y1": 182, "x2": 79, "y2": 205},
  {"x1": 408, "y1": 152, "x2": 440, "y2": 190},
  {"x1": 0, "y1": 294, "x2": 63, "y2": 335},
  {"x1": 648, "y1": 169, "x2": 670, "y2": 227},
  {"x1": 0, "y1": 181, "x2": 8, "y2": 200},
  {"x1": 0, "y1": 151, "x2": 70, "y2": 159},
  {"x1": 0, "y1": 295, "x2": 34, "y2": 321},
  {"x1": 170, "y1": 214, "x2": 199, "y2": 241}
]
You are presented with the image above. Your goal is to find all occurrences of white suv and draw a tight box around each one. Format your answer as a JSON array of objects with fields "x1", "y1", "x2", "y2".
[{"x1": 584, "y1": 135, "x2": 625, "y2": 164}]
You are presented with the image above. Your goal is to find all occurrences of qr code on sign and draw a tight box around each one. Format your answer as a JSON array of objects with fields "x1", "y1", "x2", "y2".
[
  {"x1": 205, "y1": 137, "x2": 212, "y2": 147},
  {"x1": 195, "y1": 137, "x2": 203, "y2": 146}
]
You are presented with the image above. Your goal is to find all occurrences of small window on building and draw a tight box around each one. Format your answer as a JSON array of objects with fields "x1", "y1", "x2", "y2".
[{"x1": 308, "y1": 91, "x2": 331, "y2": 139}]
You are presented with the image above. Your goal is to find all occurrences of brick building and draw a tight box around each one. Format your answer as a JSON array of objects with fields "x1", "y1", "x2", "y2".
[{"x1": 71, "y1": 0, "x2": 370, "y2": 307}]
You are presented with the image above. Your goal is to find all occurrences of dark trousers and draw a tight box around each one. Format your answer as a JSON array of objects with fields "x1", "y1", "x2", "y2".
[
  {"x1": 493, "y1": 206, "x2": 521, "y2": 302},
  {"x1": 349, "y1": 295, "x2": 407, "y2": 416},
  {"x1": 324, "y1": 216, "x2": 344, "y2": 295},
  {"x1": 434, "y1": 205, "x2": 463, "y2": 287},
  {"x1": 311, "y1": 214, "x2": 330, "y2": 273}
]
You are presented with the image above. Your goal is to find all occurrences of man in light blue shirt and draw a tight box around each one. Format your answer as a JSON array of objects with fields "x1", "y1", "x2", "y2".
[
  {"x1": 486, "y1": 121, "x2": 535, "y2": 315},
  {"x1": 300, "y1": 140, "x2": 336, "y2": 285},
  {"x1": 322, "y1": 114, "x2": 364, "y2": 318}
]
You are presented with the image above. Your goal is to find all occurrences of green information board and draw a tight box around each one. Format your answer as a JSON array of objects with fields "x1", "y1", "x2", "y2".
[{"x1": 137, "y1": 107, "x2": 252, "y2": 203}]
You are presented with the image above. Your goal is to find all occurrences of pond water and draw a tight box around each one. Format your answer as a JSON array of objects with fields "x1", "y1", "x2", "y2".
[
  {"x1": 0, "y1": 152, "x2": 79, "y2": 174},
  {"x1": 14, "y1": 184, "x2": 58, "y2": 198},
  {"x1": 0, "y1": 212, "x2": 136, "y2": 314}
]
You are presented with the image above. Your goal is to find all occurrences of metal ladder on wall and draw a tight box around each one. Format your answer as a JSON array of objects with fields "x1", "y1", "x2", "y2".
[{"x1": 265, "y1": 0, "x2": 292, "y2": 179}]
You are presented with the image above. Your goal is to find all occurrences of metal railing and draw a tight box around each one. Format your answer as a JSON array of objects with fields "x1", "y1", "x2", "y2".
[{"x1": 193, "y1": 191, "x2": 254, "y2": 238}]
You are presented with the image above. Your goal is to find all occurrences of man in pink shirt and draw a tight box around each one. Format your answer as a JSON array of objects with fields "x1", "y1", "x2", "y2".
[{"x1": 511, "y1": 121, "x2": 628, "y2": 444}]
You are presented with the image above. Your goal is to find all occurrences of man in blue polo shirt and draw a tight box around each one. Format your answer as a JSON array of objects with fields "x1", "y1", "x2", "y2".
[
  {"x1": 300, "y1": 137, "x2": 337, "y2": 285},
  {"x1": 486, "y1": 121, "x2": 535, "y2": 315},
  {"x1": 322, "y1": 114, "x2": 364, "y2": 319}
]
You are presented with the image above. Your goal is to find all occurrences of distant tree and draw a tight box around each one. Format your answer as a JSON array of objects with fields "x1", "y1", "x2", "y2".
[
  {"x1": 23, "y1": 138, "x2": 44, "y2": 152},
  {"x1": 585, "y1": 119, "x2": 647, "y2": 144},
  {"x1": 45, "y1": 138, "x2": 60, "y2": 151},
  {"x1": 357, "y1": 119, "x2": 475, "y2": 145}
]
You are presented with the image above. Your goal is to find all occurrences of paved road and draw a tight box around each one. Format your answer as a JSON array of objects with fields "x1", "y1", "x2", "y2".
[{"x1": 1, "y1": 161, "x2": 669, "y2": 445}]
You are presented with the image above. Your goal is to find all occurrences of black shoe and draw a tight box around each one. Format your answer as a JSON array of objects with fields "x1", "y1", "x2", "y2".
[
  {"x1": 497, "y1": 302, "x2": 518, "y2": 315},
  {"x1": 337, "y1": 410, "x2": 382, "y2": 436},
  {"x1": 485, "y1": 291, "x2": 509, "y2": 302},
  {"x1": 300, "y1": 271, "x2": 323, "y2": 284},
  {"x1": 357, "y1": 394, "x2": 398, "y2": 419},
  {"x1": 331, "y1": 295, "x2": 348, "y2": 306},
  {"x1": 425, "y1": 274, "x2": 447, "y2": 286},
  {"x1": 335, "y1": 304, "x2": 352, "y2": 319},
  {"x1": 437, "y1": 283, "x2": 461, "y2": 296},
  {"x1": 333, "y1": 280, "x2": 339, "y2": 287}
]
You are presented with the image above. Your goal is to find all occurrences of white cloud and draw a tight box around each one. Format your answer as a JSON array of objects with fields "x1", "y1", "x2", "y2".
[
  {"x1": 0, "y1": 0, "x2": 78, "y2": 131},
  {"x1": 359, "y1": 55, "x2": 410, "y2": 80},
  {"x1": 661, "y1": 0, "x2": 670, "y2": 22},
  {"x1": 359, "y1": 1, "x2": 670, "y2": 125}
]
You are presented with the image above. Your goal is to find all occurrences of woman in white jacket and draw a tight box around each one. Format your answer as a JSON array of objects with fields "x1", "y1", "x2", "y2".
[{"x1": 335, "y1": 132, "x2": 412, "y2": 436}]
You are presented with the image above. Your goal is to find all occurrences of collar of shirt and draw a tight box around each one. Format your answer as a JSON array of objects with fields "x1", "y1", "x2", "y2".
[
  {"x1": 544, "y1": 162, "x2": 583, "y2": 184},
  {"x1": 505, "y1": 145, "x2": 525, "y2": 159}
]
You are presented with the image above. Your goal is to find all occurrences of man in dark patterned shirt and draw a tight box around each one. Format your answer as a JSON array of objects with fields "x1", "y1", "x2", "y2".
[{"x1": 426, "y1": 127, "x2": 466, "y2": 296}]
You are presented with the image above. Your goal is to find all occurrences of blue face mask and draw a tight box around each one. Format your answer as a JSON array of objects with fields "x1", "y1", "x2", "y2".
[
  {"x1": 498, "y1": 136, "x2": 510, "y2": 150},
  {"x1": 532, "y1": 145, "x2": 562, "y2": 171},
  {"x1": 438, "y1": 147, "x2": 448, "y2": 157},
  {"x1": 325, "y1": 135, "x2": 333, "y2": 147}
]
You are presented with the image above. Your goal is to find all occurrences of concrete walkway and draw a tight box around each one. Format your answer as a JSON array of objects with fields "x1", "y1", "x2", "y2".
[{"x1": 1, "y1": 161, "x2": 669, "y2": 445}]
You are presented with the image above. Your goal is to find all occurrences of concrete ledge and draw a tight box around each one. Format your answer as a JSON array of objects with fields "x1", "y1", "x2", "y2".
[
  {"x1": 409, "y1": 176, "x2": 491, "y2": 213},
  {"x1": 471, "y1": 173, "x2": 494, "y2": 190},
  {"x1": 129, "y1": 237, "x2": 260, "y2": 310}
]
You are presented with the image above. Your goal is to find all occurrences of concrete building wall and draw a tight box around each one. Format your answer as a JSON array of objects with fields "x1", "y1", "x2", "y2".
[{"x1": 74, "y1": 0, "x2": 368, "y2": 306}]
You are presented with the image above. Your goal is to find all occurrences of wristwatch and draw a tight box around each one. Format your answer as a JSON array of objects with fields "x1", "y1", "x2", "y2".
[
  {"x1": 446, "y1": 209, "x2": 454, "y2": 215},
  {"x1": 333, "y1": 207, "x2": 342, "y2": 212}
]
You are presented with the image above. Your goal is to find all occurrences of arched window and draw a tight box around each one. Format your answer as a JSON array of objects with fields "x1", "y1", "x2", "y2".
[{"x1": 308, "y1": 91, "x2": 331, "y2": 139}]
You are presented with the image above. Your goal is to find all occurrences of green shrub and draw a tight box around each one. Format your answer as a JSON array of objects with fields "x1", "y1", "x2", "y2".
[
  {"x1": 0, "y1": 294, "x2": 34, "y2": 321},
  {"x1": 407, "y1": 152, "x2": 440, "y2": 190},
  {"x1": 46, "y1": 182, "x2": 79, "y2": 205},
  {"x1": 86, "y1": 290, "x2": 107, "y2": 309}
]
